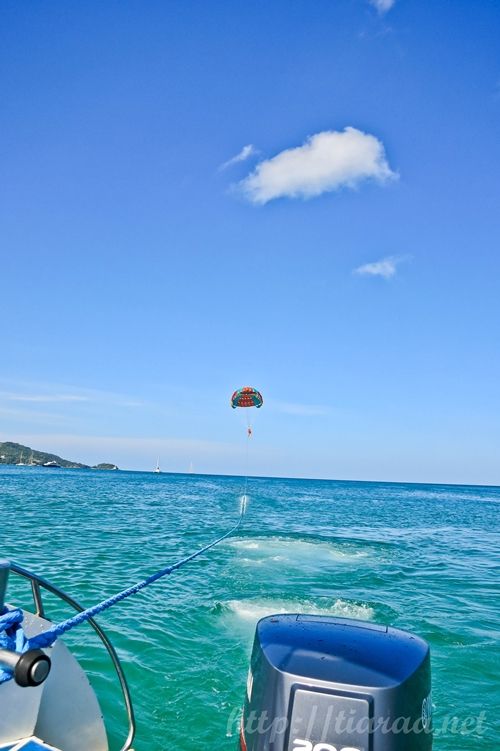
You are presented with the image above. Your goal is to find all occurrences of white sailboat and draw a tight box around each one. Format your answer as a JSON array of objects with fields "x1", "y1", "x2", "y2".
[
  {"x1": 153, "y1": 457, "x2": 161, "y2": 474},
  {"x1": 16, "y1": 452, "x2": 26, "y2": 466}
]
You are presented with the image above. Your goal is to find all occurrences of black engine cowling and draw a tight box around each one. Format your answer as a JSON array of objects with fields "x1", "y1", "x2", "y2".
[{"x1": 241, "y1": 615, "x2": 432, "y2": 751}]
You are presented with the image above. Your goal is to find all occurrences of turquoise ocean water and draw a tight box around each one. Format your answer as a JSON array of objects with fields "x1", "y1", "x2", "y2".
[{"x1": 1, "y1": 466, "x2": 498, "y2": 750}]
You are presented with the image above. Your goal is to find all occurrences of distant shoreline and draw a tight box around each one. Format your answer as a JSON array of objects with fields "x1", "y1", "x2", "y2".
[
  {"x1": 2, "y1": 461, "x2": 498, "y2": 489},
  {"x1": 0, "y1": 441, "x2": 118, "y2": 471}
]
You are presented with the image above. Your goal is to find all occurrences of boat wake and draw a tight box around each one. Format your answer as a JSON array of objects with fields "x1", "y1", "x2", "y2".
[
  {"x1": 219, "y1": 597, "x2": 374, "y2": 623},
  {"x1": 227, "y1": 536, "x2": 369, "y2": 567}
]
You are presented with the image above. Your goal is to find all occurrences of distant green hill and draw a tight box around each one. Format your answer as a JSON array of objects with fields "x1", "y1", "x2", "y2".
[{"x1": 0, "y1": 442, "x2": 118, "y2": 470}]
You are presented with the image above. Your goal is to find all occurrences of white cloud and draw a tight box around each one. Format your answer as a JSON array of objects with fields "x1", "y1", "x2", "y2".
[
  {"x1": 354, "y1": 255, "x2": 406, "y2": 279},
  {"x1": 219, "y1": 144, "x2": 257, "y2": 170},
  {"x1": 369, "y1": 0, "x2": 396, "y2": 14},
  {"x1": 239, "y1": 127, "x2": 396, "y2": 204},
  {"x1": 0, "y1": 384, "x2": 146, "y2": 409}
]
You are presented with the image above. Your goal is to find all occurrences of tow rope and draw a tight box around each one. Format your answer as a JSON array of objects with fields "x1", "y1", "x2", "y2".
[{"x1": 0, "y1": 497, "x2": 247, "y2": 683}]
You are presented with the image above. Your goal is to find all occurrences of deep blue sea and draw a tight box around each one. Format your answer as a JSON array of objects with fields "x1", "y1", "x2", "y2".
[{"x1": 1, "y1": 467, "x2": 499, "y2": 750}]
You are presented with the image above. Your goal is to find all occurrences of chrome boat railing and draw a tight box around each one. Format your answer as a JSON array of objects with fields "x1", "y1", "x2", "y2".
[{"x1": 8, "y1": 562, "x2": 136, "y2": 751}]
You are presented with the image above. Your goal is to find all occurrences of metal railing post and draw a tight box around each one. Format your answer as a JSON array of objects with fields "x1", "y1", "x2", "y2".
[{"x1": 0, "y1": 559, "x2": 9, "y2": 612}]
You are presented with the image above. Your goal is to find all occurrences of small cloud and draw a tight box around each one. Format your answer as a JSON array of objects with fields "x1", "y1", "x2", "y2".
[
  {"x1": 239, "y1": 127, "x2": 397, "y2": 204},
  {"x1": 219, "y1": 144, "x2": 258, "y2": 171},
  {"x1": 0, "y1": 385, "x2": 147, "y2": 409},
  {"x1": 369, "y1": 0, "x2": 396, "y2": 14},
  {"x1": 354, "y1": 255, "x2": 407, "y2": 279}
]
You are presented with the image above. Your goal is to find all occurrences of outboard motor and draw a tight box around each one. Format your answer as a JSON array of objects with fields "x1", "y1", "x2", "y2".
[{"x1": 241, "y1": 615, "x2": 432, "y2": 751}]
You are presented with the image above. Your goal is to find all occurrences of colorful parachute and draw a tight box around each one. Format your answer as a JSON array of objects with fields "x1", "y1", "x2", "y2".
[{"x1": 231, "y1": 386, "x2": 263, "y2": 409}]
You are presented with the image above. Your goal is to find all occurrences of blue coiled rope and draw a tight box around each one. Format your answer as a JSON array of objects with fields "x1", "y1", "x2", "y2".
[
  {"x1": 0, "y1": 498, "x2": 247, "y2": 684},
  {"x1": 0, "y1": 607, "x2": 25, "y2": 655}
]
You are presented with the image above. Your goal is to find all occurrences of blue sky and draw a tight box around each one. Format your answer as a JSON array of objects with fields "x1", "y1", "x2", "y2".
[{"x1": 1, "y1": 0, "x2": 499, "y2": 484}]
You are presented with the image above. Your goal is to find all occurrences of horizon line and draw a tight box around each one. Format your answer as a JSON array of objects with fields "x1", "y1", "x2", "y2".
[{"x1": 2, "y1": 464, "x2": 499, "y2": 491}]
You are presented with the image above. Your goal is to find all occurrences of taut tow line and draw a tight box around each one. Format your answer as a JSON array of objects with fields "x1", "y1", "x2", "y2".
[{"x1": 0, "y1": 498, "x2": 247, "y2": 682}]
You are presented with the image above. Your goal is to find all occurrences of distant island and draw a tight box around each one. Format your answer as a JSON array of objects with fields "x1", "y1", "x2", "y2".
[{"x1": 0, "y1": 442, "x2": 118, "y2": 470}]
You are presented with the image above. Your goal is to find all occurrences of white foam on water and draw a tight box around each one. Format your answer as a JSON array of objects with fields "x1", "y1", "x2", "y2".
[
  {"x1": 225, "y1": 598, "x2": 374, "y2": 622},
  {"x1": 234, "y1": 541, "x2": 260, "y2": 550},
  {"x1": 228, "y1": 536, "x2": 369, "y2": 565},
  {"x1": 240, "y1": 494, "x2": 248, "y2": 515}
]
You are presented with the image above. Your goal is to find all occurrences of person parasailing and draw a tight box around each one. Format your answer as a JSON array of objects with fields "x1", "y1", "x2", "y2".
[{"x1": 230, "y1": 386, "x2": 263, "y2": 502}]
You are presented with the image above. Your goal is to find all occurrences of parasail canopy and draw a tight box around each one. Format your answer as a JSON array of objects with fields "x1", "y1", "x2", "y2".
[{"x1": 231, "y1": 386, "x2": 263, "y2": 409}]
